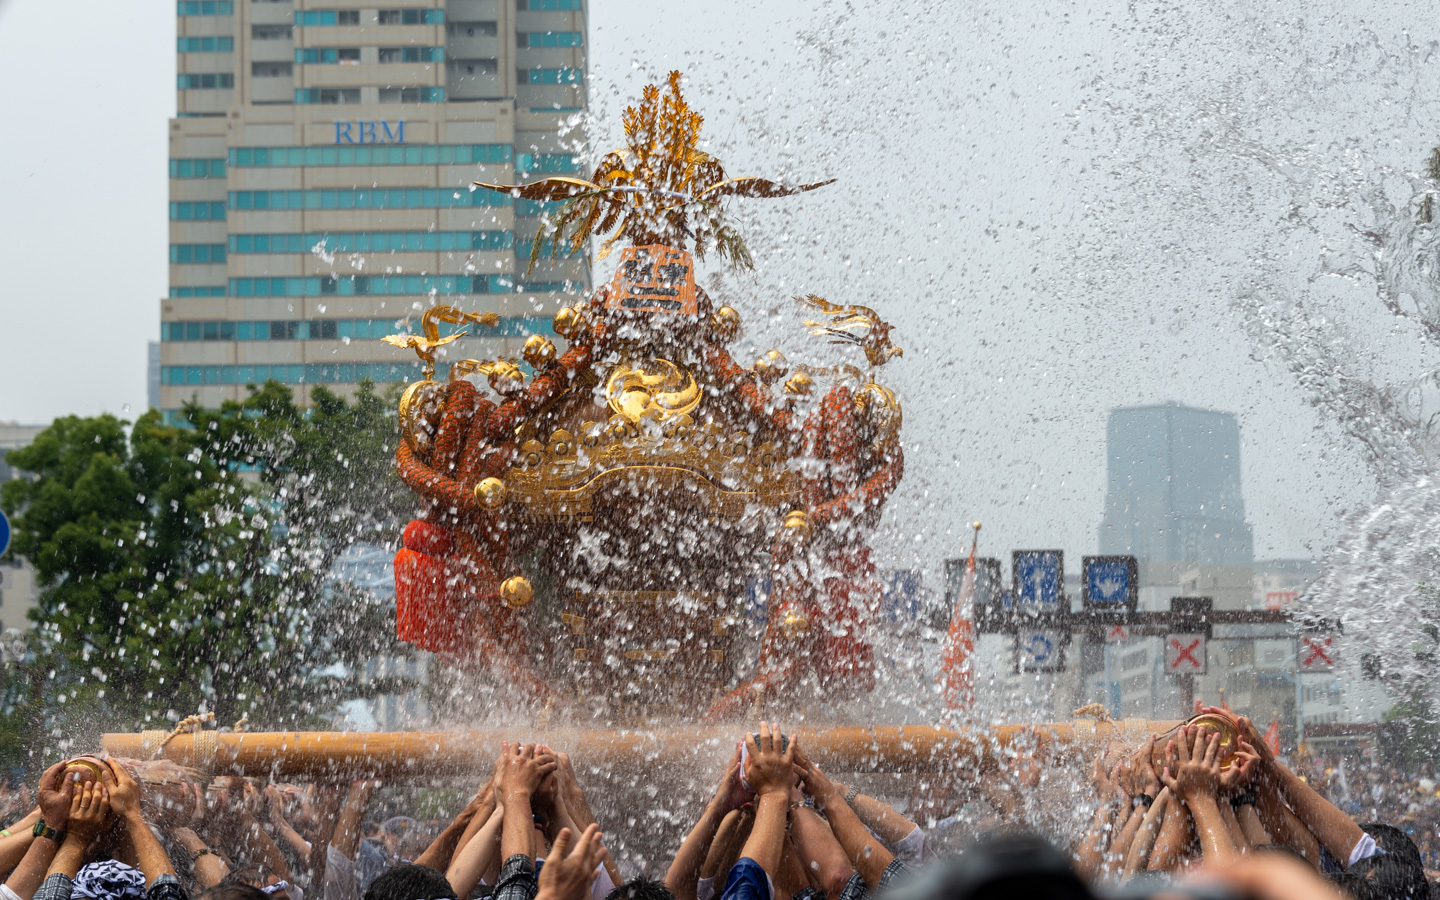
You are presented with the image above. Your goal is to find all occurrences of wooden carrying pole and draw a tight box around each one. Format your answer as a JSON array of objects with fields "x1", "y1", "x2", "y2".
[{"x1": 100, "y1": 720, "x2": 1181, "y2": 781}]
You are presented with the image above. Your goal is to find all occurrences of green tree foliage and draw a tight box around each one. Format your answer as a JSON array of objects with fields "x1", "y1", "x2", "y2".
[{"x1": 0, "y1": 381, "x2": 418, "y2": 748}]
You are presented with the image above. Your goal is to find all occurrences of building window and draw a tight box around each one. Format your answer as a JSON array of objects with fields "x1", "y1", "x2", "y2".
[
  {"x1": 177, "y1": 1, "x2": 235, "y2": 15},
  {"x1": 294, "y1": 10, "x2": 359, "y2": 25},
  {"x1": 449, "y1": 58, "x2": 498, "y2": 76},
  {"x1": 517, "y1": 0, "x2": 581, "y2": 9},
  {"x1": 447, "y1": 21, "x2": 497, "y2": 37},
  {"x1": 294, "y1": 88, "x2": 360, "y2": 104},
  {"x1": 167, "y1": 286, "x2": 228, "y2": 298},
  {"x1": 516, "y1": 153, "x2": 579, "y2": 175},
  {"x1": 162, "y1": 314, "x2": 547, "y2": 343},
  {"x1": 177, "y1": 73, "x2": 235, "y2": 89},
  {"x1": 377, "y1": 86, "x2": 445, "y2": 103},
  {"x1": 169, "y1": 158, "x2": 227, "y2": 178},
  {"x1": 295, "y1": 47, "x2": 360, "y2": 63},
  {"x1": 170, "y1": 244, "x2": 228, "y2": 263},
  {"x1": 378, "y1": 9, "x2": 444, "y2": 24},
  {"x1": 170, "y1": 201, "x2": 228, "y2": 220},
  {"x1": 228, "y1": 230, "x2": 514, "y2": 253},
  {"x1": 228, "y1": 143, "x2": 512, "y2": 166},
  {"x1": 378, "y1": 46, "x2": 444, "y2": 63},
  {"x1": 229, "y1": 186, "x2": 512, "y2": 210},
  {"x1": 252, "y1": 62, "x2": 293, "y2": 77},
  {"x1": 228, "y1": 274, "x2": 518, "y2": 297},
  {"x1": 252, "y1": 24, "x2": 293, "y2": 39},
  {"x1": 177, "y1": 36, "x2": 236, "y2": 51},
  {"x1": 516, "y1": 67, "x2": 582, "y2": 85},
  {"x1": 523, "y1": 31, "x2": 582, "y2": 48}
]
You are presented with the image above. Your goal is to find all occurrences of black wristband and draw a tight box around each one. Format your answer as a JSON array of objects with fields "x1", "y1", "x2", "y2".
[
  {"x1": 193, "y1": 847, "x2": 219, "y2": 862},
  {"x1": 1133, "y1": 793, "x2": 1155, "y2": 808},
  {"x1": 1231, "y1": 793, "x2": 1257, "y2": 808},
  {"x1": 32, "y1": 821, "x2": 65, "y2": 843}
]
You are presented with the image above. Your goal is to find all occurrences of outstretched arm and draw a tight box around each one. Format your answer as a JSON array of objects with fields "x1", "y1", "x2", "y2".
[{"x1": 666, "y1": 750, "x2": 740, "y2": 900}]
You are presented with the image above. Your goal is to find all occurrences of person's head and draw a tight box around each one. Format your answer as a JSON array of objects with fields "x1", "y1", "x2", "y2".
[
  {"x1": 887, "y1": 833, "x2": 1091, "y2": 900},
  {"x1": 199, "y1": 887, "x2": 268, "y2": 900},
  {"x1": 1332, "y1": 823, "x2": 1430, "y2": 900},
  {"x1": 363, "y1": 864, "x2": 456, "y2": 900},
  {"x1": 604, "y1": 878, "x2": 675, "y2": 900}
]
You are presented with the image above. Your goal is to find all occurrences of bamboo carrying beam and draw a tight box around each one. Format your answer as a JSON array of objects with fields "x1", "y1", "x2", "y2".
[{"x1": 100, "y1": 720, "x2": 1182, "y2": 781}]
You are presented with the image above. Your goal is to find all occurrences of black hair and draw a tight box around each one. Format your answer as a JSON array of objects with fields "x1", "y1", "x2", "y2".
[
  {"x1": 1332, "y1": 824, "x2": 1431, "y2": 900},
  {"x1": 885, "y1": 833, "x2": 1092, "y2": 900},
  {"x1": 605, "y1": 878, "x2": 675, "y2": 900},
  {"x1": 364, "y1": 864, "x2": 458, "y2": 900},
  {"x1": 199, "y1": 886, "x2": 269, "y2": 900}
]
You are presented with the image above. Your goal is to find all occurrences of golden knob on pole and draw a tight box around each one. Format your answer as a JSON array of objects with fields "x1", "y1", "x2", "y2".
[
  {"x1": 523, "y1": 334, "x2": 557, "y2": 367},
  {"x1": 782, "y1": 509, "x2": 812, "y2": 542},
  {"x1": 500, "y1": 576, "x2": 534, "y2": 610},
  {"x1": 474, "y1": 477, "x2": 507, "y2": 509},
  {"x1": 553, "y1": 306, "x2": 585, "y2": 339},
  {"x1": 711, "y1": 306, "x2": 741, "y2": 343},
  {"x1": 783, "y1": 370, "x2": 814, "y2": 396},
  {"x1": 779, "y1": 605, "x2": 810, "y2": 639}
]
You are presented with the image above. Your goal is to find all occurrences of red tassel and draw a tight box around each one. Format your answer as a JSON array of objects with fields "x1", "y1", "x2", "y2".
[{"x1": 395, "y1": 521, "x2": 458, "y2": 655}]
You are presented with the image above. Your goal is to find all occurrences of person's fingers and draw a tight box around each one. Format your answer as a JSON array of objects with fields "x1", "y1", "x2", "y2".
[
  {"x1": 69, "y1": 786, "x2": 84, "y2": 816},
  {"x1": 40, "y1": 761, "x2": 65, "y2": 792},
  {"x1": 759, "y1": 721, "x2": 773, "y2": 753},
  {"x1": 783, "y1": 734, "x2": 798, "y2": 764},
  {"x1": 743, "y1": 730, "x2": 760, "y2": 760},
  {"x1": 1204, "y1": 733, "x2": 1221, "y2": 768},
  {"x1": 550, "y1": 826, "x2": 573, "y2": 865}
]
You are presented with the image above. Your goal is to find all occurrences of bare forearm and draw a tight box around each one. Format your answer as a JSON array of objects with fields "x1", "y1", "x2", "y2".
[
  {"x1": 44, "y1": 837, "x2": 89, "y2": 881},
  {"x1": 738, "y1": 792, "x2": 789, "y2": 881},
  {"x1": 123, "y1": 812, "x2": 177, "y2": 884},
  {"x1": 1217, "y1": 801, "x2": 1250, "y2": 853},
  {"x1": 1276, "y1": 764, "x2": 1362, "y2": 862},
  {"x1": 453, "y1": 794, "x2": 497, "y2": 859},
  {"x1": 331, "y1": 787, "x2": 372, "y2": 862},
  {"x1": 1073, "y1": 804, "x2": 1116, "y2": 883},
  {"x1": 820, "y1": 796, "x2": 893, "y2": 890},
  {"x1": 192, "y1": 853, "x2": 229, "y2": 889},
  {"x1": 1236, "y1": 804, "x2": 1271, "y2": 847},
  {"x1": 501, "y1": 790, "x2": 536, "y2": 862},
  {"x1": 6, "y1": 836, "x2": 62, "y2": 900},
  {"x1": 832, "y1": 784, "x2": 915, "y2": 845},
  {"x1": 447, "y1": 808, "x2": 504, "y2": 900},
  {"x1": 0, "y1": 810, "x2": 41, "y2": 873},
  {"x1": 1255, "y1": 789, "x2": 1320, "y2": 864},
  {"x1": 1106, "y1": 804, "x2": 1145, "y2": 874},
  {"x1": 665, "y1": 802, "x2": 724, "y2": 900},
  {"x1": 1188, "y1": 797, "x2": 1238, "y2": 865},
  {"x1": 1123, "y1": 792, "x2": 1171, "y2": 875},
  {"x1": 1147, "y1": 799, "x2": 1190, "y2": 872}
]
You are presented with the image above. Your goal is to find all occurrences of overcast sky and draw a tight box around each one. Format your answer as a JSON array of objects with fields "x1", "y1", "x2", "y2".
[{"x1": 1, "y1": 0, "x2": 1433, "y2": 578}]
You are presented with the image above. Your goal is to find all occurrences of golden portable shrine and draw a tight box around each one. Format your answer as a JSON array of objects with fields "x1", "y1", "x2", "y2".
[{"x1": 386, "y1": 73, "x2": 904, "y2": 718}]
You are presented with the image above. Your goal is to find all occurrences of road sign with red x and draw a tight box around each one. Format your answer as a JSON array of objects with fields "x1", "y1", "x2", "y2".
[
  {"x1": 1166, "y1": 633, "x2": 1207, "y2": 674},
  {"x1": 1300, "y1": 635, "x2": 1336, "y2": 672},
  {"x1": 1105, "y1": 624, "x2": 1131, "y2": 644}
]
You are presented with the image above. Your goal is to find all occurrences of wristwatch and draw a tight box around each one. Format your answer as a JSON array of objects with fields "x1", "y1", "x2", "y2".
[
  {"x1": 844, "y1": 786, "x2": 861, "y2": 806},
  {"x1": 1133, "y1": 793, "x2": 1155, "y2": 808},
  {"x1": 1231, "y1": 792, "x2": 1257, "y2": 808},
  {"x1": 32, "y1": 821, "x2": 65, "y2": 843}
]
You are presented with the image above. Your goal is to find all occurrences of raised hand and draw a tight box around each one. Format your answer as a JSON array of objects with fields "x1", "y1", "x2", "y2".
[
  {"x1": 1135, "y1": 736, "x2": 1162, "y2": 798},
  {"x1": 66, "y1": 781, "x2": 110, "y2": 843},
  {"x1": 1220, "y1": 739, "x2": 1262, "y2": 795},
  {"x1": 99, "y1": 761, "x2": 142, "y2": 822},
  {"x1": 742, "y1": 723, "x2": 795, "y2": 797},
  {"x1": 1162, "y1": 727, "x2": 1223, "y2": 802},
  {"x1": 499, "y1": 742, "x2": 558, "y2": 800},
  {"x1": 537, "y1": 824, "x2": 609, "y2": 900},
  {"x1": 37, "y1": 761, "x2": 75, "y2": 833}
]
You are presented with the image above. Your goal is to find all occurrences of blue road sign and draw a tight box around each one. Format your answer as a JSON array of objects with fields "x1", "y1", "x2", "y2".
[
  {"x1": 1087, "y1": 559, "x2": 1131, "y2": 604},
  {"x1": 0, "y1": 510, "x2": 8, "y2": 557},
  {"x1": 1013, "y1": 550, "x2": 1063, "y2": 608},
  {"x1": 1017, "y1": 629, "x2": 1066, "y2": 671},
  {"x1": 1082, "y1": 556, "x2": 1138, "y2": 613}
]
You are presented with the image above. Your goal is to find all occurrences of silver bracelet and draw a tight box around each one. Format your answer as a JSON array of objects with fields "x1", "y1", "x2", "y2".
[{"x1": 844, "y1": 786, "x2": 861, "y2": 806}]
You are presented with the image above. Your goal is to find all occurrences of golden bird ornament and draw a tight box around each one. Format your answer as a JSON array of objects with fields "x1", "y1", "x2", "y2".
[
  {"x1": 474, "y1": 71, "x2": 832, "y2": 272},
  {"x1": 798, "y1": 295, "x2": 903, "y2": 369}
]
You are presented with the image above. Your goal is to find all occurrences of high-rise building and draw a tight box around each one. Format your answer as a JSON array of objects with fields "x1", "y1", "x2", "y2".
[
  {"x1": 1097, "y1": 402, "x2": 1254, "y2": 567},
  {"x1": 160, "y1": 0, "x2": 589, "y2": 418}
]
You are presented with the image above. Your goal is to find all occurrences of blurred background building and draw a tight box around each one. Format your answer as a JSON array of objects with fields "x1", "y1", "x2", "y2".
[{"x1": 160, "y1": 0, "x2": 590, "y2": 420}]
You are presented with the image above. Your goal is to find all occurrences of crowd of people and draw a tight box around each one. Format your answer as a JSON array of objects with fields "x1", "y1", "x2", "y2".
[{"x1": 0, "y1": 712, "x2": 1430, "y2": 900}]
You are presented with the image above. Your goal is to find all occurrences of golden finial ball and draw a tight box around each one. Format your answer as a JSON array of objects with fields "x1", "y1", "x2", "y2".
[
  {"x1": 474, "y1": 477, "x2": 507, "y2": 509},
  {"x1": 711, "y1": 306, "x2": 741, "y2": 343},
  {"x1": 500, "y1": 576, "x2": 534, "y2": 610},
  {"x1": 783, "y1": 370, "x2": 814, "y2": 396},
  {"x1": 779, "y1": 606, "x2": 810, "y2": 639},
  {"x1": 523, "y1": 335, "x2": 557, "y2": 368},
  {"x1": 488, "y1": 361, "x2": 526, "y2": 395},
  {"x1": 553, "y1": 306, "x2": 584, "y2": 339},
  {"x1": 973, "y1": 521, "x2": 982, "y2": 531},
  {"x1": 754, "y1": 350, "x2": 789, "y2": 385},
  {"x1": 782, "y1": 509, "x2": 812, "y2": 542}
]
